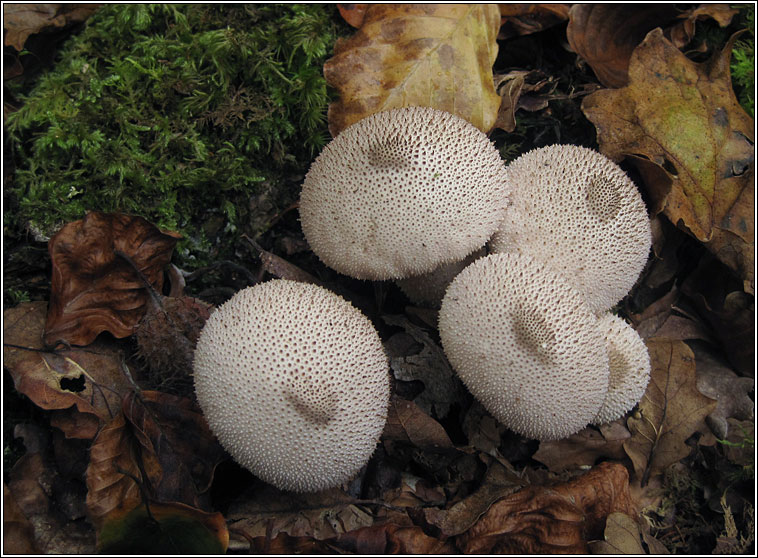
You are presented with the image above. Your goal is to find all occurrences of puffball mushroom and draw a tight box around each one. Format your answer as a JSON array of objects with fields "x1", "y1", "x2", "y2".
[
  {"x1": 299, "y1": 106, "x2": 510, "y2": 280},
  {"x1": 592, "y1": 313, "x2": 651, "y2": 425},
  {"x1": 193, "y1": 280, "x2": 390, "y2": 493},
  {"x1": 490, "y1": 144, "x2": 651, "y2": 314},
  {"x1": 439, "y1": 253, "x2": 610, "y2": 441}
]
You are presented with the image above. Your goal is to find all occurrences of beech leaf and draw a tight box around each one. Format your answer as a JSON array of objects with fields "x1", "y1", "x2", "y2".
[
  {"x1": 623, "y1": 339, "x2": 717, "y2": 486},
  {"x1": 44, "y1": 212, "x2": 181, "y2": 346},
  {"x1": 324, "y1": 4, "x2": 501, "y2": 136},
  {"x1": 582, "y1": 29, "x2": 755, "y2": 292},
  {"x1": 4, "y1": 301, "x2": 133, "y2": 439}
]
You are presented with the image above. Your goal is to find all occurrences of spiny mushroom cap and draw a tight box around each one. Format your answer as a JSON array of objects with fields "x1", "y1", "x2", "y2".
[
  {"x1": 300, "y1": 106, "x2": 510, "y2": 280},
  {"x1": 395, "y1": 248, "x2": 485, "y2": 307},
  {"x1": 193, "y1": 280, "x2": 390, "y2": 493},
  {"x1": 592, "y1": 313, "x2": 651, "y2": 425},
  {"x1": 489, "y1": 144, "x2": 651, "y2": 314},
  {"x1": 439, "y1": 253, "x2": 610, "y2": 441}
]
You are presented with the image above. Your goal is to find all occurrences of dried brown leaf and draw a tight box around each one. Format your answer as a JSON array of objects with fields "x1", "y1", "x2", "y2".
[
  {"x1": 421, "y1": 459, "x2": 525, "y2": 537},
  {"x1": 588, "y1": 511, "x2": 646, "y2": 554},
  {"x1": 241, "y1": 523, "x2": 455, "y2": 554},
  {"x1": 85, "y1": 412, "x2": 148, "y2": 530},
  {"x1": 3, "y1": 3, "x2": 100, "y2": 51},
  {"x1": 534, "y1": 422, "x2": 632, "y2": 472},
  {"x1": 457, "y1": 462, "x2": 635, "y2": 553},
  {"x1": 44, "y1": 212, "x2": 181, "y2": 346},
  {"x1": 4, "y1": 301, "x2": 133, "y2": 439},
  {"x1": 226, "y1": 487, "x2": 375, "y2": 541},
  {"x1": 121, "y1": 390, "x2": 225, "y2": 507},
  {"x1": 567, "y1": 4, "x2": 680, "y2": 88},
  {"x1": 583, "y1": 29, "x2": 755, "y2": 292},
  {"x1": 325, "y1": 4, "x2": 501, "y2": 136},
  {"x1": 690, "y1": 342, "x2": 755, "y2": 439},
  {"x1": 668, "y1": 4, "x2": 739, "y2": 49},
  {"x1": 623, "y1": 339, "x2": 718, "y2": 486},
  {"x1": 337, "y1": 3, "x2": 368, "y2": 28},
  {"x1": 383, "y1": 314, "x2": 464, "y2": 419},
  {"x1": 383, "y1": 395, "x2": 454, "y2": 452},
  {"x1": 681, "y1": 258, "x2": 755, "y2": 376},
  {"x1": 498, "y1": 4, "x2": 570, "y2": 39},
  {"x1": 3, "y1": 484, "x2": 38, "y2": 554}
]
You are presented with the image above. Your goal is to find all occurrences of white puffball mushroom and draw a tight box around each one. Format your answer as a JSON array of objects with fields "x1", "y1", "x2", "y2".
[
  {"x1": 439, "y1": 253, "x2": 610, "y2": 441},
  {"x1": 300, "y1": 106, "x2": 510, "y2": 280},
  {"x1": 193, "y1": 280, "x2": 390, "y2": 493},
  {"x1": 592, "y1": 313, "x2": 651, "y2": 425},
  {"x1": 490, "y1": 144, "x2": 652, "y2": 314}
]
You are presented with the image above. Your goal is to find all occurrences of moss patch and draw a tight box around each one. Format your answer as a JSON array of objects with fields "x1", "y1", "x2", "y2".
[{"x1": 6, "y1": 4, "x2": 345, "y2": 266}]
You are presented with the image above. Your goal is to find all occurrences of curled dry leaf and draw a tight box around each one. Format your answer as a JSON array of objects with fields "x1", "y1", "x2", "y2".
[
  {"x1": 668, "y1": 4, "x2": 739, "y2": 49},
  {"x1": 4, "y1": 301, "x2": 133, "y2": 439},
  {"x1": 457, "y1": 461, "x2": 636, "y2": 553},
  {"x1": 421, "y1": 459, "x2": 525, "y2": 538},
  {"x1": 325, "y1": 4, "x2": 501, "y2": 136},
  {"x1": 3, "y1": 3, "x2": 100, "y2": 51},
  {"x1": 583, "y1": 29, "x2": 755, "y2": 292},
  {"x1": 533, "y1": 422, "x2": 632, "y2": 472},
  {"x1": 85, "y1": 412, "x2": 151, "y2": 530},
  {"x1": 567, "y1": 4, "x2": 680, "y2": 88},
  {"x1": 44, "y1": 212, "x2": 181, "y2": 346},
  {"x1": 623, "y1": 339, "x2": 717, "y2": 486}
]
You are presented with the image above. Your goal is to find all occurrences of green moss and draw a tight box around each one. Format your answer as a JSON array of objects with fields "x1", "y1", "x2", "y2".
[
  {"x1": 6, "y1": 4, "x2": 344, "y2": 266},
  {"x1": 730, "y1": 5, "x2": 754, "y2": 117}
]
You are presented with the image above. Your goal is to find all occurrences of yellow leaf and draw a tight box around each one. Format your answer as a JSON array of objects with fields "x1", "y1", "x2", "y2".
[
  {"x1": 582, "y1": 28, "x2": 755, "y2": 292},
  {"x1": 324, "y1": 4, "x2": 501, "y2": 136}
]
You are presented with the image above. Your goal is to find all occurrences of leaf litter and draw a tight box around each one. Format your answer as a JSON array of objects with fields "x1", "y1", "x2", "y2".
[{"x1": 3, "y1": 3, "x2": 754, "y2": 554}]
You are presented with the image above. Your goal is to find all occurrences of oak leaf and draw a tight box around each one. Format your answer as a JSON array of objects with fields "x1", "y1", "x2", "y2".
[
  {"x1": 583, "y1": 29, "x2": 755, "y2": 292},
  {"x1": 498, "y1": 4, "x2": 570, "y2": 39},
  {"x1": 44, "y1": 212, "x2": 181, "y2": 346},
  {"x1": 623, "y1": 339, "x2": 717, "y2": 486},
  {"x1": 4, "y1": 301, "x2": 133, "y2": 439},
  {"x1": 324, "y1": 4, "x2": 501, "y2": 136},
  {"x1": 3, "y1": 484, "x2": 38, "y2": 554}
]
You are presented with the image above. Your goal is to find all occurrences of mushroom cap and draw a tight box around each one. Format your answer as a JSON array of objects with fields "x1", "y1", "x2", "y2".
[
  {"x1": 193, "y1": 280, "x2": 390, "y2": 492},
  {"x1": 592, "y1": 313, "x2": 651, "y2": 425},
  {"x1": 489, "y1": 144, "x2": 651, "y2": 314},
  {"x1": 300, "y1": 106, "x2": 510, "y2": 280},
  {"x1": 438, "y1": 253, "x2": 610, "y2": 441},
  {"x1": 395, "y1": 248, "x2": 485, "y2": 307}
]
